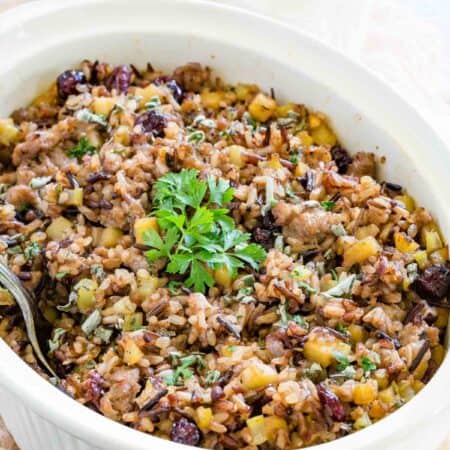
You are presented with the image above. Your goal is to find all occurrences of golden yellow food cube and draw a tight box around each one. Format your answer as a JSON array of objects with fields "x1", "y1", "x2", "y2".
[
  {"x1": 134, "y1": 84, "x2": 160, "y2": 107},
  {"x1": 123, "y1": 312, "x2": 144, "y2": 332},
  {"x1": 123, "y1": 337, "x2": 144, "y2": 365},
  {"x1": 201, "y1": 90, "x2": 224, "y2": 110},
  {"x1": 310, "y1": 123, "x2": 337, "y2": 146},
  {"x1": 265, "y1": 416, "x2": 288, "y2": 441},
  {"x1": 348, "y1": 324, "x2": 367, "y2": 343},
  {"x1": 92, "y1": 97, "x2": 116, "y2": 116},
  {"x1": 76, "y1": 279, "x2": 98, "y2": 311},
  {"x1": 228, "y1": 145, "x2": 244, "y2": 168},
  {"x1": 46, "y1": 217, "x2": 72, "y2": 240},
  {"x1": 303, "y1": 331, "x2": 351, "y2": 368},
  {"x1": 395, "y1": 195, "x2": 415, "y2": 213},
  {"x1": 394, "y1": 232, "x2": 419, "y2": 253},
  {"x1": 353, "y1": 382, "x2": 377, "y2": 405},
  {"x1": 134, "y1": 217, "x2": 159, "y2": 245},
  {"x1": 213, "y1": 265, "x2": 233, "y2": 288},
  {"x1": 275, "y1": 103, "x2": 296, "y2": 118},
  {"x1": 0, "y1": 119, "x2": 19, "y2": 146},
  {"x1": 246, "y1": 415, "x2": 267, "y2": 445},
  {"x1": 343, "y1": 237, "x2": 380, "y2": 268},
  {"x1": 0, "y1": 288, "x2": 14, "y2": 306},
  {"x1": 66, "y1": 188, "x2": 84, "y2": 206},
  {"x1": 241, "y1": 362, "x2": 278, "y2": 390},
  {"x1": 196, "y1": 407, "x2": 213, "y2": 430},
  {"x1": 249, "y1": 93, "x2": 276, "y2": 122},
  {"x1": 99, "y1": 227, "x2": 123, "y2": 248}
]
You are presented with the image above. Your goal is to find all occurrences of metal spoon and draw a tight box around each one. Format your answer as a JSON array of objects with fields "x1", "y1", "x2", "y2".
[{"x1": 0, "y1": 261, "x2": 57, "y2": 378}]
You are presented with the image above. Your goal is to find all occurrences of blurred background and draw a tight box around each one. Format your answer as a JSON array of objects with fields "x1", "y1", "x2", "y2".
[{"x1": 0, "y1": 0, "x2": 449, "y2": 449}]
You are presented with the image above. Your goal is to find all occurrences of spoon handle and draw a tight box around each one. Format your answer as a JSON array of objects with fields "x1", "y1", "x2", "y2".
[{"x1": 0, "y1": 262, "x2": 57, "y2": 378}]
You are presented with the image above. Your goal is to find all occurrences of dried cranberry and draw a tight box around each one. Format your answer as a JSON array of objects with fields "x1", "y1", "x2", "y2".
[
  {"x1": 211, "y1": 385, "x2": 224, "y2": 402},
  {"x1": 252, "y1": 211, "x2": 281, "y2": 250},
  {"x1": 411, "y1": 264, "x2": 450, "y2": 301},
  {"x1": 170, "y1": 417, "x2": 201, "y2": 446},
  {"x1": 331, "y1": 146, "x2": 353, "y2": 174},
  {"x1": 105, "y1": 65, "x2": 132, "y2": 93},
  {"x1": 83, "y1": 371, "x2": 105, "y2": 403},
  {"x1": 135, "y1": 110, "x2": 167, "y2": 137},
  {"x1": 56, "y1": 70, "x2": 86, "y2": 99},
  {"x1": 166, "y1": 80, "x2": 184, "y2": 103},
  {"x1": 317, "y1": 382, "x2": 345, "y2": 421}
]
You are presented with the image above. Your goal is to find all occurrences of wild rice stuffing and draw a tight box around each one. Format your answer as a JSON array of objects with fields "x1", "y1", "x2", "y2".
[{"x1": 0, "y1": 61, "x2": 449, "y2": 449}]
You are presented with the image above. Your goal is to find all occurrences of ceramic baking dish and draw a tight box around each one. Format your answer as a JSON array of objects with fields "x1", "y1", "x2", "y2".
[{"x1": 0, "y1": 1, "x2": 448, "y2": 449}]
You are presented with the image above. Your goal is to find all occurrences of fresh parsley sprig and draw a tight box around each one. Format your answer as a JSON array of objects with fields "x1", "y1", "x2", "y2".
[{"x1": 144, "y1": 169, "x2": 266, "y2": 293}]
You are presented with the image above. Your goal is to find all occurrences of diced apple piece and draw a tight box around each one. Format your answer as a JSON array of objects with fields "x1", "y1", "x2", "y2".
[
  {"x1": 303, "y1": 329, "x2": 351, "y2": 368},
  {"x1": 46, "y1": 217, "x2": 72, "y2": 240},
  {"x1": 75, "y1": 278, "x2": 98, "y2": 311},
  {"x1": 343, "y1": 237, "x2": 380, "y2": 268},
  {"x1": 249, "y1": 93, "x2": 276, "y2": 122},
  {"x1": 134, "y1": 217, "x2": 159, "y2": 245},
  {"x1": 0, "y1": 119, "x2": 19, "y2": 146},
  {"x1": 99, "y1": 227, "x2": 123, "y2": 248},
  {"x1": 92, "y1": 97, "x2": 116, "y2": 116},
  {"x1": 123, "y1": 312, "x2": 144, "y2": 331},
  {"x1": 246, "y1": 415, "x2": 267, "y2": 445},
  {"x1": 241, "y1": 362, "x2": 278, "y2": 390},
  {"x1": 394, "y1": 232, "x2": 419, "y2": 253},
  {"x1": 353, "y1": 381, "x2": 377, "y2": 405},
  {"x1": 213, "y1": 265, "x2": 233, "y2": 288},
  {"x1": 122, "y1": 336, "x2": 143, "y2": 365}
]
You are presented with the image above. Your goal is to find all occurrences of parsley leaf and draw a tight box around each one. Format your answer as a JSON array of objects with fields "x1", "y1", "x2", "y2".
[
  {"x1": 144, "y1": 169, "x2": 266, "y2": 293},
  {"x1": 68, "y1": 137, "x2": 97, "y2": 159},
  {"x1": 321, "y1": 200, "x2": 336, "y2": 211},
  {"x1": 164, "y1": 354, "x2": 204, "y2": 386},
  {"x1": 361, "y1": 356, "x2": 377, "y2": 373},
  {"x1": 334, "y1": 353, "x2": 350, "y2": 371}
]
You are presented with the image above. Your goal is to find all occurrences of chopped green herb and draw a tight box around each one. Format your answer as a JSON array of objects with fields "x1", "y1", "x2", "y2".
[
  {"x1": 57, "y1": 291, "x2": 77, "y2": 312},
  {"x1": 331, "y1": 223, "x2": 347, "y2": 237},
  {"x1": 227, "y1": 345, "x2": 236, "y2": 353},
  {"x1": 276, "y1": 303, "x2": 309, "y2": 329},
  {"x1": 48, "y1": 328, "x2": 66, "y2": 353},
  {"x1": 91, "y1": 264, "x2": 105, "y2": 282},
  {"x1": 81, "y1": 309, "x2": 102, "y2": 336},
  {"x1": 30, "y1": 176, "x2": 52, "y2": 189},
  {"x1": 7, "y1": 245, "x2": 22, "y2": 255},
  {"x1": 55, "y1": 271, "x2": 69, "y2": 280},
  {"x1": 192, "y1": 115, "x2": 216, "y2": 129},
  {"x1": 144, "y1": 169, "x2": 266, "y2": 293},
  {"x1": 297, "y1": 280, "x2": 318, "y2": 294},
  {"x1": 289, "y1": 154, "x2": 299, "y2": 164},
  {"x1": 187, "y1": 130, "x2": 205, "y2": 144},
  {"x1": 167, "y1": 280, "x2": 182, "y2": 295},
  {"x1": 204, "y1": 369, "x2": 221, "y2": 385},
  {"x1": 336, "y1": 322, "x2": 348, "y2": 334},
  {"x1": 163, "y1": 354, "x2": 205, "y2": 386},
  {"x1": 321, "y1": 200, "x2": 336, "y2": 211},
  {"x1": 75, "y1": 108, "x2": 108, "y2": 127},
  {"x1": 334, "y1": 352, "x2": 350, "y2": 371},
  {"x1": 330, "y1": 268, "x2": 338, "y2": 281},
  {"x1": 323, "y1": 274, "x2": 356, "y2": 298},
  {"x1": 361, "y1": 356, "x2": 377, "y2": 373},
  {"x1": 67, "y1": 137, "x2": 97, "y2": 159},
  {"x1": 145, "y1": 96, "x2": 161, "y2": 110},
  {"x1": 24, "y1": 242, "x2": 40, "y2": 260}
]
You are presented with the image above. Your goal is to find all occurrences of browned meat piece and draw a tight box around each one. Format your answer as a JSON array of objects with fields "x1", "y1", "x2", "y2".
[
  {"x1": 272, "y1": 201, "x2": 344, "y2": 247},
  {"x1": 347, "y1": 152, "x2": 376, "y2": 177}
]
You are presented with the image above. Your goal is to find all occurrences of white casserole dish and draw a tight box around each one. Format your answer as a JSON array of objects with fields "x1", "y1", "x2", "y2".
[{"x1": 0, "y1": 0, "x2": 449, "y2": 449}]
